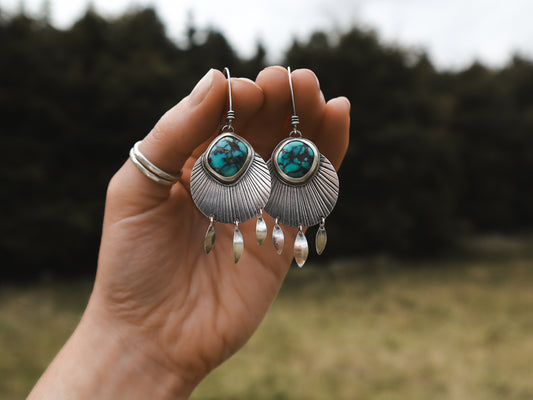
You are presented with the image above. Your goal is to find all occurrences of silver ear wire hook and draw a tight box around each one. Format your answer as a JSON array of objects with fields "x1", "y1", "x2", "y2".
[
  {"x1": 287, "y1": 66, "x2": 302, "y2": 137},
  {"x1": 222, "y1": 67, "x2": 235, "y2": 132}
]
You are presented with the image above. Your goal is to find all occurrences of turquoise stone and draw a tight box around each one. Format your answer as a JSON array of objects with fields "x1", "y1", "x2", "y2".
[
  {"x1": 207, "y1": 136, "x2": 249, "y2": 178},
  {"x1": 277, "y1": 140, "x2": 315, "y2": 178}
]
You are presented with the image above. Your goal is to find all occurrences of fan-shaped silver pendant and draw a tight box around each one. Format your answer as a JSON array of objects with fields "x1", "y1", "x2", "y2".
[
  {"x1": 265, "y1": 137, "x2": 339, "y2": 227},
  {"x1": 264, "y1": 66, "x2": 342, "y2": 267},
  {"x1": 191, "y1": 133, "x2": 271, "y2": 224},
  {"x1": 265, "y1": 137, "x2": 339, "y2": 267},
  {"x1": 192, "y1": 67, "x2": 273, "y2": 262}
]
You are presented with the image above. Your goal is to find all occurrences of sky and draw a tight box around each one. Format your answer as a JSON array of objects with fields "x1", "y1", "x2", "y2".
[{"x1": 2, "y1": 0, "x2": 533, "y2": 70}]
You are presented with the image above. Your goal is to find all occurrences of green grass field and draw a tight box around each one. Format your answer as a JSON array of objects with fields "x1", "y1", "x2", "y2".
[{"x1": 2, "y1": 236, "x2": 533, "y2": 399}]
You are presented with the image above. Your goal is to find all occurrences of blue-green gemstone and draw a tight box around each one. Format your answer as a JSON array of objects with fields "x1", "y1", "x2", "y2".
[
  {"x1": 277, "y1": 140, "x2": 315, "y2": 178},
  {"x1": 207, "y1": 136, "x2": 249, "y2": 178}
]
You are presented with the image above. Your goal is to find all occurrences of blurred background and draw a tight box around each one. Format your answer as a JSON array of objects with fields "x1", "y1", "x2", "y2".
[{"x1": 1, "y1": 0, "x2": 533, "y2": 399}]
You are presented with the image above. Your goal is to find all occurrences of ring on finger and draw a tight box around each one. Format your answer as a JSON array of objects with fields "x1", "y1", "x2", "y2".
[{"x1": 129, "y1": 141, "x2": 182, "y2": 186}]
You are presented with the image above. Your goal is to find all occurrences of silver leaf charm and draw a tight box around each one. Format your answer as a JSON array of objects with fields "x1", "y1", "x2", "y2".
[
  {"x1": 256, "y1": 215, "x2": 267, "y2": 246},
  {"x1": 233, "y1": 225, "x2": 244, "y2": 263},
  {"x1": 315, "y1": 226, "x2": 327, "y2": 255},
  {"x1": 294, "y1": 229, "x2": 309, "y2": 268},
  {"x1": 204, "y1": 219, "x2": 215, "y2": 254},
  {"x1": 272, "y1": 222, "x2": 284, "y2": 255}
]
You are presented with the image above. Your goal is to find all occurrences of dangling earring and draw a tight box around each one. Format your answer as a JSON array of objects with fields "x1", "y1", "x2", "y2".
[
  {"x1": 265, "y1": 67, "x2": 339, "y2": 267},
  {"x1": 190, "y1": 68, "x2": 271, "y2": 263}
]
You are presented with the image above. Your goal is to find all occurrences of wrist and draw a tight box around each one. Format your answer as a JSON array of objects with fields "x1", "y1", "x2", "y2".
[{"x1": 29, "y1": 295, "x2": 198, "y2": 400}]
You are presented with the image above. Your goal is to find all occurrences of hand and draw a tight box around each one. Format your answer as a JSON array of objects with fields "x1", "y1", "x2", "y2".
[{"x1": 29, "y1": 66, "x2": 350, "y2": 399}]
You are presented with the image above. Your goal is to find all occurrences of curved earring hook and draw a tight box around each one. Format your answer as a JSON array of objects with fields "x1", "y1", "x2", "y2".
[
  {"x1": 223, "y1": 67, "x2": 235, "y2": 128},
  {"x1": 287, "y1": 66, "x2": 301, "y2": 137}
]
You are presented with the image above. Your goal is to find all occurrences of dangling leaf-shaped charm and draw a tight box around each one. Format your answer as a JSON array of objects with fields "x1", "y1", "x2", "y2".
[
  {"x1": 294, "y1": 230, "x2": 309, "y2": 268},
  {"x1": 204, "y1": 220, "x2": 215, "y2": 254},
  {"x1": 272, "y1": 222, "x2": 284, "y2": 255},
  {"x1": 233, "y1": 225, "x2": 244, "y2": 263},
  {"x1": 315, "y1": 226, "x2": 327, "y2": 255},
  {"x1": 256, "y1": 215, "x2": 267, "y2": 246}
]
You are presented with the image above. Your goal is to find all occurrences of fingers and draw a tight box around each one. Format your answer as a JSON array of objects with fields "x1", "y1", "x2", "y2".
[
  {"x1": 247, "y1": 66, "x2": 292, "y2": 155},
  {"x1": 140, "y1": 69, "x2": 225, "y2": 177},
  {"x1": 109, "y1": 65, "x2": 348, "y2": 216},
  {"x1": 288, "y1": 69, "x2": 349, "y2": 170},
  {"x1": 121, "y1": 70, "x2": 264, "y2": 195},
  {"x1": 250, "y1": 66, "x2": 348, "y2": 168},
  {"x1": 314, "y1": 97, "x2": 351, "y2": 169},
  {"x1": 141, "y1": 71, "x2": 263, "y2": 178},
  {"x1": 182, "y1": 77, "x2": 265, "y2": 182},
  {"x1": 290, "y1": 68, "x2": 327, "y2": 137}
]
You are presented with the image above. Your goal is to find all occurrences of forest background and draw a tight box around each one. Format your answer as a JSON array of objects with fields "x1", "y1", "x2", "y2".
[{"x1": 2, "y1": 7, "x2": 533, "y2": 280}]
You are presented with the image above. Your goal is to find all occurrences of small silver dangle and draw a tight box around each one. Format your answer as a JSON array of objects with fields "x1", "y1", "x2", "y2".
[
  {"x1": 315, "y1": 217, "x2": 327, "y2": 255},
  {"x1": 272, "y1": 217, "x2": 284, "y2": 255},
  {"x1": 204, "y1": 216, "x2": 216, "y2": 254},
  {"x1": 233, "y1": 219, "x2": 244, "y2": 263},
  {"x1": 294, "y1": 225, "x2": 309, "y2": 267},
  {"x1": 256, "y1": 208, "x2": 267, "y2": 246}
]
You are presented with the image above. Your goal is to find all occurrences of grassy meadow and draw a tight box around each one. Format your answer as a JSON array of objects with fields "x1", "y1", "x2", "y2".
[{"x1": 2, "y1": 236, "x2": 533, "y2": 399}]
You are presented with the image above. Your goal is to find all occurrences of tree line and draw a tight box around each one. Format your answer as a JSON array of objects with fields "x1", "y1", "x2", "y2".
[{"x1": 2, "y1": 8, "x2": 533, "y2": 279}]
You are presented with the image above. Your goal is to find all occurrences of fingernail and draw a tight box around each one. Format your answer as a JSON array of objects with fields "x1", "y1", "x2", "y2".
[
  {"x1": 301, "y1": 68, "x2": 320, "y2": 90},
  {"x1": 314, "y1": 74, "x2": 321, "y2": 90},
  {"x1": 236, "y1": 77, "x2": 264, "y2": 94},
  {"x1": 237, "y1": 77, "x2": 260, "y2": 88},
  {"x1": 189, "y1": 69, "x2": 214, "y2": 106},
  {"x1": 339, "y1": 96, "x2": 351, "y2": 110}
]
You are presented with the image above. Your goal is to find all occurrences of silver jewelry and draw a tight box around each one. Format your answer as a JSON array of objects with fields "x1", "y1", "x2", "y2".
[
  {"x1": 190, "y1": 68, "x2": 271, "y2": 263},
  {"x1": 129, "y1": 141, "x2": 181, "y2": 186},
  {"x1": 265, "y1": 67, "x2": 340, "y2": 267}
]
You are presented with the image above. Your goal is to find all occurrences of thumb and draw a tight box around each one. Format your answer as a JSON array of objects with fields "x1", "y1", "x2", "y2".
[{"x1": 106, "y1": 69, "x2": 229, "y2": 216}]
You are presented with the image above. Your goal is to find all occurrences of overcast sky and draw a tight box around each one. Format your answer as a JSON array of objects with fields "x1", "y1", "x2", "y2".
[{"x1": 2, "y1": 0, "x2": 532, "y2": 70}]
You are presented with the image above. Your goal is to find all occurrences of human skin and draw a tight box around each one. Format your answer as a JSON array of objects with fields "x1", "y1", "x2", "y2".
[{"x1": 28, "y1": 66, "x2": 350, "y2": 399}]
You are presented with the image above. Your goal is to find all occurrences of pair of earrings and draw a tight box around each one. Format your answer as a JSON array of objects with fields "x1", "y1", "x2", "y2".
[{"x1": 190, "y1": 67, "x2": 339, "y2": 267}]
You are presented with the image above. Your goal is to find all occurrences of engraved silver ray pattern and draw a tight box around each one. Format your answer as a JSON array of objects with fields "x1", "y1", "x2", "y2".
[{"x1": 265, "y1": 153, "x2": 339, "y2": 227}]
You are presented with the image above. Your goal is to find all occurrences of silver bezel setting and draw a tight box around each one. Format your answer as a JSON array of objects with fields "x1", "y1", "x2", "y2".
[
  {"x1": 191, "y1": 151, "x2": 271, "y2": 225},
  {"x1": 272, "y1": 137, "x2": 320, "y2": 184},
  {"x1": 203, "y1": 132, "x2": 254, "y2": 184}
]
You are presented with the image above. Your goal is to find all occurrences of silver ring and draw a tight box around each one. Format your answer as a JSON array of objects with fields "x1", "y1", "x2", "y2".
[{"x1": 129, "y1": 141, "x2": 181, "y2": 186}]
